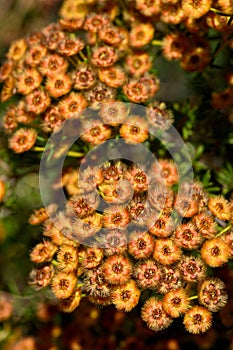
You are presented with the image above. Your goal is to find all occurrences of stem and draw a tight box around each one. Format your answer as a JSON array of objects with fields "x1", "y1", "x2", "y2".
[
  {"x1": 79, "y1": 50, "x2": 88, "y2": 61},
  {"x1": 52, "y1": 259, "x2": 59, "y2": 266},
  {"x1": 216, "y1": 224, "x2": 232, "y2": 237},
  {"x1": 31, "y1": 147, "x2": 84, "y2": 158},
  {"x1": 152, "y1": 40, "x2": 163, "y2": 46},
  {"x1": 210, "y1": 7, "x2": 233, "y2": 17},
  {"x1": 188, "y1": 295, "x2": 199, "y2": 300}
]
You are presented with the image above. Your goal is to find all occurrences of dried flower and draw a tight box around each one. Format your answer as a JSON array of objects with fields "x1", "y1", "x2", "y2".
[
  {"x1": 208, "y1": 195, "x2": 232, "y2": 221},
  {"x1": 119, "y1": 115, "x2": 149, "y2": 144},
  {"x1": 162, "y1": 288, "x2": 190, "y2": 318},
  {"x1": 183, "y1": 305, "x2": 212, "y2": 334},
  {"x1": 157, "y1": 265, "x2": 183, "y2": 294},
  {"x1": 51, "y1": 271, "x2": 77, "y2": 299},
  {"x1": 173, "y1": 222, "x2": 203, "y2": 250},
  {"x1": 111, "y1": 279, "x2": 140, "y2": 312},
  {"x1": 141, "y1": 297, "x2": 173, "y2": 331},
  {"x1": 29, "y1": 265, "x2": 54, "y2": 290},
  {"x1": 56, "y1": 245, "x2": 78, "y2": 272},
  {"x1": 8, "y1": 128, "x2": 37, "y2": 153},
  {"x1": 193, "y1": 212, "x2": 217, "y2": 239},
  {"x1": 103, "y1": 205, "x2": 130, "y2": 229},
  {"x1": 91, "y1": 45, "x2": 119, "y2": 67},
  {"x1": 58, "y1": 288, "x2": 82, "y2": 312},
  {"x1": 179, "y1": 255, "x2": 207, "y2": 282},
  {"x1": 153, "y1": 238, "x2": 182, "y2": 265},
  {"x1": 30, "y1": 240, "x2": 57, "y2": 264},
  {"x1": 128, "y1": 231, "x2": 154, "y2": 259},
  {"x1": 133, "y1": 258, "x2": 161, "y2": 289},
  {"x1": 83, "y1": 267, "x2": 111, "y2": 297},
  {"x1": 79, "y1": 246, "x2": 104, "y2": 269},
  {"x1": 101, "y1": 254, "x2": 132, "y2": 285},
  {"x1": 201, "y1": 237, "x2": 231, "y2": 267},
  {"x1": 198, "y1": 278, "x2": 228, "y2": 312}
]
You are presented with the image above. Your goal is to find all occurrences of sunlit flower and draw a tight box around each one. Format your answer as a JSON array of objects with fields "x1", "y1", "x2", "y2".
[
  {"x1": 8, "y1": 128, "x2": 37, "y2": 153},
  {"x1": 183, "y1": 305, "x2": 212, "y2": 334},
  {"x1": 111, "y1": 279, "x2": 140, "y2": 312},
  {"x1": 141, "y1": 297, "x2": 173, "y2": 331}
]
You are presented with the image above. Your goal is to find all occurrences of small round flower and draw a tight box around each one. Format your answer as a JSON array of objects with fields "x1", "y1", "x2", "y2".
[
  {"x1": 98, "y1": 180, "x2": 133, "y2": 204},
  {"x1": 72, "y1": 64, "x2": 96, "y2": 90},
  {"x1": 149, "y1": 214, "x2": 174, "y2": 238},
  {"x1": 162, "y1": 32, "x2": 187, "y2": 61},
  {"x1": 174, "y1": 222, "x2": 203, "y2": 250},
  {"x1": 58, "y1": 91, "x2": 88, "y2": 118},
  {"x1": 7, "y1": 38, "x2": 27, "y2": 61},
  {"x1": 201, "y1": 237, "x2": 231, "y2": 267},
  {"x1": 183, "y1": 305, "x2": 212, "y2": 334},
  {"x1": 111, "y1": 279, "x2": 141, "y2": 312},
  {"x1": 153, "y1": 238, "x2": 182, "y2": 265},
  {"x1": 162, "y1": 288, "x2": 190, "y2": 318},
  {"x1": 99, "y1": 101, "x2": 128, "y2": 126},
  {"x1": 81, "y1": 120, "x2": 112, "y2": 146},
  {"x1": 101, "y1": 254, "x2": 132, "y2": 285},
  {"x1": 146, "y1": 101, "x2": 174, "y2": 130},
  {"x1": 147, "y1": 182, "x2": 174, "y2": 212},
  {"x1": 135, "y1": 0, "x2": 161, "y2": 17},
  {"x1": 223, "y1": 231, "x2": 233, "y2": 258},
  {"x1": 179, "y1": 256, "x2": 207, "y2": 282},
  {"x1": 3, "y1": 107, "x2": 18, "y2": 134},
  {"x1": 91, "y1": 45, "x2": 119, "y2": 67},
  {"x1": 84, "y1": 13, "x2": 110, "y2": 32},
  {"x1": 141, "y1": 297, "x2": 173, "y2": 332},
  {"x1": 0, "y1": 59, "x2": 14, "y2": 82},
  {"x1": 57, "y1": 36, "x2": 85, "y2": 56},
  {"x1": 160, "y1": 3, "x2": 186, "y2": 24},
  {"x1": 157, "y1": 265, "x2": 183, "y2": 294},
  {"x1": 126, "y1": 51, "x2": 152, "y2": 76},
  {"x1": 42, "y1": 105, "x2": 65, "y2": 133},
  {"x1": 83, "y1": 267, "x2": 111, "y2": 297},
  {"x1": 45, "y1": 73, "x2": 73, "y2": 98},
  {"x1": 124, "y1": 164, "x2": 149, "y2": 192},
  {"x1": 208, "y1": 195, "x2": 231, "y2": 221},
  {"x1": 193, "y1": 212, "x2": 217, "y2": 239},
  {"x1": 123, "y1": 79, "x2": 151, "y2": 103},
  {"x1": 56, "y1": 245, "x2": 78, "y2": 273},
  {"x1": 51, "y1": 271, "x2": 77, "y2": 300},
  {"x1": 103, "y1": 205, "x2": 130, "y2": 229},
  {"x1": 30, "y1": 240, "x2": 57, "y2": 264},
  {"x1": 85, "y1": 82, "x2": 116, "y2": 107},
  {"x1": 39, "y1": 53, "x2": 69, "y2": 77},
  {"x1": 14, "y1": 67, "x2": 43, "y2": 95},
  {"x1": 24, "y1": 88, "x2": 51, "y2": 114},
  {"x1": 1, "y1": 75, "x2": 15, "y2": 102},
  {"x1": 98, "y1": 65, "x2": 126, "y2": 88},
  {"x1": 133, "y1": 258, "x2": 161, "y2": 289},
  {"x1": 128, "y1": 232, "x2": 154, "y2": 259},
  {"x1": 58, "y1": 288, "x2": 82, "y2": 313},
  {"x1": 129, "y1": 23, "x2": 154, "y2": 48},
  {"x1": 98, "y1": 229, "x2": 127, "y2": 255},
  {"x1": 8, "y1": 128, "x2": 37, "y2": 153},
  {"x1": 24, "y1": 43, "x2": 48, "y2": 67},
  {"x1": 198, "y1": 278, "x2": 228, "y2": 312},
  {"x1": 139, "y1": 73, "x2": 160, "y2": 97},
  {"x1": 99, "y1": 160, "x2": 124, "y2": 183},
  {"x1": 67, "y1": 192, "x2": 99, "y2": 218},
  {"x1": 181, "y1": 0, "x2": 212, "y2": 19},
  {"x1": 98, "y1": 25, "x2": 124, "y2": 46},
  {"x1": 71, "y1": 213, "x2": 102, "y2": 242},
  {"x1": 119, "y1": 115, "x2": 149, "y2": 144},
  {"x1": 59, "y1": 17, "x2": 84, "y2": 32},
  {"x1": 29, "y1": 265, "x2": 54, "y2": 290},
  {"x1": 174, "y1": 194, "x2": 199, "y2": 218},
  {"x1": 79, "y1": 247, "x2": 104, "y2": 269}
]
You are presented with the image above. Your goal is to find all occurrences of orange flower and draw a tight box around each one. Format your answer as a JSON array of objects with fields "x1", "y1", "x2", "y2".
[
  {"x1": 208, "y1": 195, "x2": 232, "y2": 221},
  {"x1": 8, "y1": 128, "x2": 37, "y2": 153},
  {"x1": 119, "y1": 115, "x2": 149, "y2": 144},
  {"x1": 59, "y1": 288, "x2": 82, "y2": 313},
  {"x1": 98, "y1": 66, "x2": 126, "y2": 88},
  {"x1": 101, "y1": 254, "x2": 132, "y2": 285},
  {"x1": 162, "y1": 288, "x2": 190, "y2": 318},
  {"x1": 129, "y1": 23, "x2": 154, "y2": 48},
  {"x1": 0, "y1": 180, "x2": 6, "y2": 203},
  {"x1": 183, "y1": 305, "x2": 212, "y2": 334},
  {"x1": 45, "y1": 73, "x2": 73, "y2": 98},
  {"x1": 141, "y1": 297, "x2": 173, "y2": 331},
  {"x1": 133, "y1": 258, "x2": 161, "y2": 290},
  {"x1": 51, "y1": 271, "x2": 77, "y2": 300},
  {"x1": 111, "y1": 279, "x2": 141, "y2": 312},
  {"x1": 15, "y1": 67, "x2": 43, "y2": 95},
  {"x1": 56, "y1": 245, "x2": 78, "y2": 273},
  {"x1": 153, "y1": 238, "x2": 182, "y2": 265},
  {"x1": 30, "y1": 240, "x2": 57, "y2": 264},
  {"x1": 181, "y1": 0, "x2": 212, "y2": 19},
  {"x1": 198, "y1": 278, "x2": 228, "y2": 312},
  {"x1": 201, "y1": 237, "x2": 231, "y2": 267},
  {"x1": 128, "y1": 232, "x2": 154, "y2": 259}
]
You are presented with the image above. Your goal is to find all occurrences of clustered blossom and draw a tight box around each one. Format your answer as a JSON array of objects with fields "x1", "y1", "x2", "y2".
[
  {"x1": 1, "y1": 0, "x2": 233, "y2": 340},
  {"x1": 28, "y1": 148, "x2": 233, "y2": 334}
]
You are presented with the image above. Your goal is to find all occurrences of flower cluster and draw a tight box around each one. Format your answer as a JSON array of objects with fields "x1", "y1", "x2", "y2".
[{"x1": 28, "y1": 142, "x2": 233, "y2": 334}]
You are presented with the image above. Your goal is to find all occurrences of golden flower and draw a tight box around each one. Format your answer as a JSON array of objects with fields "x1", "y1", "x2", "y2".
[
  {"x1": 208, "y1": 195, "x2": 232, "y2": 221},
  {"x1": 183, "y1": 305, "x2": 212, "y2": 334},
  {"x1": 8, "y1": 128, "x2": 37, "y2": 153}
]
